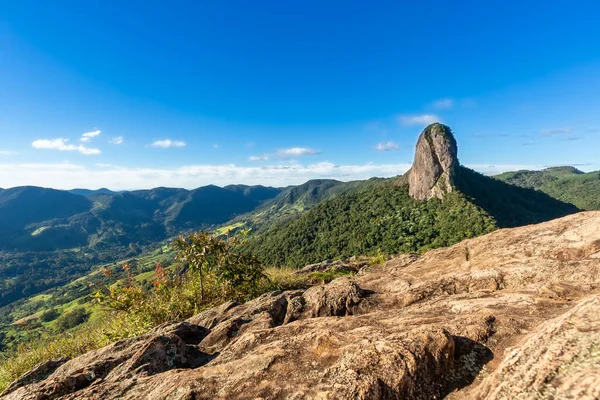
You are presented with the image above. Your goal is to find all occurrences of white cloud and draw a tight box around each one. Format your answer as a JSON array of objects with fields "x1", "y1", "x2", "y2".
[
  {"x1": 467, "y1": 164, "x2": 548, "y2": 175},
  {"x1": 1, "y1": 161, "x2": 598, "y2": 190},
  {"x1": 80, "y1": 129, "x2": 101, "y2": 142},
  {"x1": 32, "y1": 138, "x2": 101, "y2": 155},
  {"x1": 431, "y1": 98, "x2": 453, "y2": 109},
  {"x1": 249, "y1": 155, "x2": 270, "y2": 161},
  {"x1": 151, "y1": 139, "x2": 186, "y2": 148},
  {"x1": 541, "y1": 127, "x2": 574, "y2": 136},
  {"x1": 109, "y1": 136, "x2": 123, "y2": 144},
  {"x1": 0, "y1": 150, "x2": 17, "y2": 156},
  {"x1": 374, "y1": 141, "x2": 400, "y2": 152},
  {"x1": 77, "y1": 146, "x2": 102, "y2": 155},
  {"x1": 398, "y1": 114, "x2": 440, "y2": 126},
  {"x1": 277, "y1": 147, "x2": 320, "y2": 157},
  {"x1": 0, "y1": 161, "x2": 408, "y2": 190}
]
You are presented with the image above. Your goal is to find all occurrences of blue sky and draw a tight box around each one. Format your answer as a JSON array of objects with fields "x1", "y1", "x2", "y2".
[{"x1": 1, "y1": 1, "x2": 599, "y2": 189}]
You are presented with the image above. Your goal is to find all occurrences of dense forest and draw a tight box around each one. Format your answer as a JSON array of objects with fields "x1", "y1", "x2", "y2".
[
  {"x1": 246, "y1": 167, "x2": 579, "y2": 267},
  {"x1": 454, "y1": 166, "x2": 579, "y2": 227},
  {"x1": 248, "y1": 184, "x2": 497, "y2": 267}
]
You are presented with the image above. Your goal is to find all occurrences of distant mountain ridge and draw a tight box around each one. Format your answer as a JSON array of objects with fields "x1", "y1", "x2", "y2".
[
  {"x1": 0, "y1": 184, "x2": 285, "y2": 252},
  {"x1": 0, "y1": 183, "x2": 286, "y2": 307},
  {"x1": 1, "y1": 129, "x2": 596, "y2": 308},
  {"x1": 68, "y1": 188, "x2": 117, "y2": 197},
  {"x1": 494, "y1": 166, "x2": 600, "y2": 210}
]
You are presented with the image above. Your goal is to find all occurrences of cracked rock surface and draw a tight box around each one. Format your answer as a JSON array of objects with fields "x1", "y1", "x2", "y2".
[{"x1": 2, "y1": 212, "x2": 600, "y2": 399}]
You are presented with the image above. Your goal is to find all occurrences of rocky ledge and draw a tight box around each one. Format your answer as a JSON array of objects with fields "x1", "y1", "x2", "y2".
[{"x1": 2, "y1": 212, "x2": 600, "y2": 399}]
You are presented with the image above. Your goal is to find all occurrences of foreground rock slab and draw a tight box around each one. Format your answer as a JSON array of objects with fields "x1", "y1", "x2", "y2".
[{"x1": 3, "y1": 212, "x2": 600, "y2": 399}]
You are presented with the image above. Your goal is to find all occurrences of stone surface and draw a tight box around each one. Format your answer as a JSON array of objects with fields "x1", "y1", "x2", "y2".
[
  {"x1": 296, "y1": 259, "x2": 370, "y2": 275},
  {"x1": 400, "y1": 123, "x2": 459, "y2": 200},
  {"x1": 3, "y1": 211, "x2": 600, "y2": 399}
]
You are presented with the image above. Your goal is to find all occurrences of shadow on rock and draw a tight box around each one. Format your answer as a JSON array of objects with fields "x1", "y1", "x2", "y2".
[{"x1": 441, "y1": 335, "x2": 494, "y2": 397}]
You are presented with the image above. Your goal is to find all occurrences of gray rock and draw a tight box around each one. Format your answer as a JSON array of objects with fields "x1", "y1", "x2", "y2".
[{"x1": 401, "y1": 123, "x2": 458, "y2": 200}]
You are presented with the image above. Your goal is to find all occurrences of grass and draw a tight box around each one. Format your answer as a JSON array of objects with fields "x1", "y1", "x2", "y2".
[
  {"x1": 0, "y1": 318, "x2": 115, "y2": 392},
  {"x1": 30, "y1": 226, "x2": 49, "y2": 236},
  {"x1": 263, "y1": 267, "x2": 311, "y2": 290},
  {"x1": 214, "y1": 222, "x2": 246, "y2": 235},
  {"x1": 307, "y1": 269, "x2": 354, "y2": 284}
]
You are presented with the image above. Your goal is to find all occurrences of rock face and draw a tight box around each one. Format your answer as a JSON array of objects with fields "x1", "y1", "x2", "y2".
[
  {"x1": 3, "y1": 212, "x2": 600, "y2": 399},
  {"x1": 296, "y1": 258, "x2": 370, "y2": 275},
  {"x1": 402, "y1": 123, "x2": 459, "y2": 200}
]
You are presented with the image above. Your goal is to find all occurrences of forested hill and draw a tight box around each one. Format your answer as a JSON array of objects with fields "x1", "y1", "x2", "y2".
[
  {"x1": 220, "y1": 178, "x2": 388, "y2": 233},
  {"x1": 0, "y1": 184, "x2": 283, "y2": 308},
  {"x1": 0, "y1": 184, "x2": 283, "y2": 252},
  {"x1": 494, "y1": 166, "x2": 600, "y2": 210},
  {"x1": 246, "y1": 166, "x2": 578, "y2": 267},
  {"x1": 245, "y1": 124, "x2": 579, "y2": 267}
]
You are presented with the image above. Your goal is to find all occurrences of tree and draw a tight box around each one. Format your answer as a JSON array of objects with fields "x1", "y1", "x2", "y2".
[
  {"x1": 173, "y1": 231, "x2": 266, "y2": 302},
  {"x1": 39, "y1": 308, "x2": 60, "y2": 322},
  {"x1": 56, "y1": 307, "x2": 90, "y2": 331}
]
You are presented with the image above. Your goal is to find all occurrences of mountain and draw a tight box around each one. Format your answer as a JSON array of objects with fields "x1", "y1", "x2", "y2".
[
  {"x1": 0, "y1": 184, "x2": 283, "y2": 252},
  {"x1": 0, "y1": 124, "x2": 582, "y2": 309},
  {"x1": 0, "y1": 184, "x2": 283, "y2": 307},
  {"x1": 220, "y1": 178, "x2": 386, "y2": 234},
  {"x1": 399, "y1": 122, "x2": 458, "y2": 200},
  {"x1": 0, "y1": 187, "x2": 93, "y2": 250},
  {"x1": 247, "y1": 124, "x2": 579, "y2": 266},
  {"x1": 68, "y1": 188, "x2": 117, "y2": 197},
  {"x1": 494, "y1": 166, "x2": 600, "y2": 210},
  {"x1": 5, "y1": 211, "x2": 599, "y2": 399}
]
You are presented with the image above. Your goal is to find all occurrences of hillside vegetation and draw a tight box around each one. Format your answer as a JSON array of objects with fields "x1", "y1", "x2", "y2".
[
  {"x1": 494, "y1": 166, "x2": 600, "y2": 210},
  {"x1": 220, "y1": 178, "x2": 387, "y2": 233},
  {"x1": 247, "y1": 168, "x2": 578, "y2": 267},
  {"x1": 0, "y1": 233, "x2": 316, "y2": 392},
  {"x1": 248, "y1": 183, "x2": 492, "y2": 267},
  {"x1": 0, "y1": 184, "x2": 281, "y2": 252},
  {"x1": 0, "y1": 184, "x2": 282, "y2": 307}
]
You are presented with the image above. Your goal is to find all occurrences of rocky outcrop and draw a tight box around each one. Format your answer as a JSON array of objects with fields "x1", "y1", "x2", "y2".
[
  {"x1": 296, "y1": 258, "x2": 370, "y2": 275},
  {"x1": 3, "y1": 212, "x2": 600, "y2": 399},
  {"x1": 400, "y1": 123, "x2": 459, "y2": 200}
]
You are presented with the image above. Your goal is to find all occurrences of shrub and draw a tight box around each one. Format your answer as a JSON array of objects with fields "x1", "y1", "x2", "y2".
[
  {"x1": 56, "y1": 308, "x2": 90, "y2": 331},
  {"x1": 94, "y1": 232, "x2": 274, "y2": 334},
  {"x1": 39, "y1": 308, "x2": 60, "y2": 322},
  {"x1": 173, "y1": 231, "x2": 267, "y2": 302},
  {"x1": 0, "y1": 232, "x2": 312, "y2": 393}
]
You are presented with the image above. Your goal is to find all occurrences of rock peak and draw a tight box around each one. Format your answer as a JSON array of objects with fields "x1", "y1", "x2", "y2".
[{"x1": 405, "y1": 123, "x2": 458, "y2": 200}]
